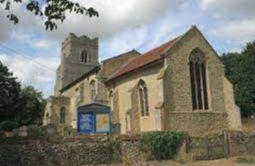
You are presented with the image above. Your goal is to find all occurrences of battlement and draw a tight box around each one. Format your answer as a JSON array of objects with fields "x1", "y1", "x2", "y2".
[{"x1": 62, "y1": 33, "x2": 98, "y2": 50}]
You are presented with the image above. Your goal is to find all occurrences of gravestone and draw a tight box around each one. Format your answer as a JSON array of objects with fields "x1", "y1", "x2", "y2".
[
  {"x1": 46, "y1": 124, "x2": 57, "y2": 136},
  {"x1": 19, "y1": 126, "x2": 28, "y2": 137}
]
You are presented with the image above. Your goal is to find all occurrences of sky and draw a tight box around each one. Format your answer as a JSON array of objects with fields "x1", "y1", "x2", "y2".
[{"x1": 0, "y1": 0, "x2": 255, "y2": 97}]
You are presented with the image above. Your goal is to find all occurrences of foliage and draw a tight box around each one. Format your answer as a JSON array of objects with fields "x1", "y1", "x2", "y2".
[
  {"x1": 0, "y1": 61, "x2": 46, "y2": 126},
  {"x1": 140, "y1": 131, "x2": 183, "y2": 160},
  {"x1": 0, "y1": 62, "x2": 22, "y2": 122},
  {"x1": 108, "y1": 140, "x2": 121, "y2": 154},
  {"x1": 18, "y1": 86, "x2": 46, "y2": 126},
  {"x1": 27, "y1": 125, "x2": 47, "y2": 138},
  {"x1": 0, "y1": 120, "x2": 18, "y2": 131},
  {"x1": 0, "y1": 0, "x2": 99, "y2": 30},
  {"x1": 221, "y1": 41, "x2": 255, "y2": 117}
]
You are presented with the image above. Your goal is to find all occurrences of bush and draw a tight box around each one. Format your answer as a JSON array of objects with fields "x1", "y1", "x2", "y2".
[
  {"x1": 0, "y1": 120, "x2": 18, "y2": 132},
  {"x1": 140, "y1": 131, "x2": 183, "y2": 160},
  {"x1": 27, "y1": 125, "x2": 46, "y2": 138}
]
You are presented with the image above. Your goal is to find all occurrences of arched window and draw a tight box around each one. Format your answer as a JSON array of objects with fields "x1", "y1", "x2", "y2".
[
  {"x1": 75, "y1": 88, "x2": 80, "y2": 105},
  {"x1": 79, "y1": 84, "x2": 84, "y2": 103},
  {"x1": 189, "y1": 48, "x2": 209, "y2": 110},
  {"x1": 138, "y1": 80, "x2": 149, "y2": 116},
  {"x1": 60, "y1": 107, "x2": 66, "y2": 124},
  {"x1": 81, "y1": 50, "x2": 88, "y2": 63},
  {"x1": 90, "y1": 80, "x2": 96, "y2": 101}
]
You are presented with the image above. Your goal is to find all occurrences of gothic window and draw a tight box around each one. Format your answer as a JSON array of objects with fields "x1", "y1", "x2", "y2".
[
  {"x1": 75, "y1": 88, "x2": 80, "y2": 105},
  {"x1": 90, "y1": 80, "x2": 96, "y2": 101},
  {"x1": 79, "y1": 84, "x2": 84, "y2": 103},
  {"x1": 81, "y1": 50, "x2": 88, "y2": 63},
  {"x1": 189, "y1": 48, "x2": 209, "y2": 110},
  {"x1": 138, "y1": 80, "x2": 149, "y2": 116},
  {"x1": 60, "y1": 107, "x2": 66, "y2": 124}
]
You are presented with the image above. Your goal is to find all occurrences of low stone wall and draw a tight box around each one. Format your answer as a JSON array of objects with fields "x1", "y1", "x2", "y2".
[
  {"x1": 168, "y1": 112, "x2": 228, "y2": 137},
  {"x1": 0, "y1": 135, "x2": 141, "y2": 166},
  {"x1": 227, "y1": 131, "x2": 255, "y2": 156},
  {"x1": 1, "y1": 131, "x2": 255, "y2": 165}
]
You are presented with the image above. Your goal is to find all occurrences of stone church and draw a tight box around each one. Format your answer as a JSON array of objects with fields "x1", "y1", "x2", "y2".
[{"x1": 43, "y1": 26, "x2": 242, "y2": 136}]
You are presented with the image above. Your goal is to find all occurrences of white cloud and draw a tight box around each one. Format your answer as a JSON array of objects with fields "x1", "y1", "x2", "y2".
[
  {"x1": 0, "y1": 54, "x2": 59, "y2": 96},
  {"x1": 42, "y1": 0, "x2": 183, "y2": 41},
  {"x1": 211, "y1": 19, "x2": 255, "y2": 44},
  {"x1": 1, "y1": 0, "x2": 254, "y2": 96},
  {"x1": 0, "y1": 1, "x2": 41, "y2": 42},
  {"x1": 32, "y1": 40, "x2": 57, "y2": 49},
  {"x1": 200, "y1": 0, "x2": 216, "y2": 10},
  {"x1": 11, "y1": 31, "x2": 32, "y2": 41},
  {"x1": 200, "y1": 0, "x2": 255, "y2": 18},
  {"x1": 0, "y1": 0, "x2": 183, "y2": 43},
  {"x1": 10, "y1": 31, "x2": 58, "y2": 50},
  {"x1": 100, "y1": 9, "x2": 184, "y2": 60}
]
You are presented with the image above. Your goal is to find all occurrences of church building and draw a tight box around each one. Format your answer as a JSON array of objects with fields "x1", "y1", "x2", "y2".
[{"x1": 43, "y1": 26, "x2": 242, "y2": 136}]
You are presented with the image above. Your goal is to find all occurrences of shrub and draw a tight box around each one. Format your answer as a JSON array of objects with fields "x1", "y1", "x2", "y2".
[
  {"x1": 0, "y1": 120, "x2": 18, "y2": 132},
  {"x1": 27, "y1": 125, "x2": 46, "y2": 138},
  {"x1": 140, "y1": 131, "x2": 183, "y2": 160}
]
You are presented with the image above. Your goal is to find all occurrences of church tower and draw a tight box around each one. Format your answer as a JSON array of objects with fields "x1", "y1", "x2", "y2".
[{"x1": 54, "y1": 33, "x2": 100, "y2": 95}]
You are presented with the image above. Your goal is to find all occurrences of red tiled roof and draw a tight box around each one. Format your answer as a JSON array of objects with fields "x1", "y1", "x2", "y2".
[{"x1": 107, "y1": 36, "x2": 181, "y2": 81}]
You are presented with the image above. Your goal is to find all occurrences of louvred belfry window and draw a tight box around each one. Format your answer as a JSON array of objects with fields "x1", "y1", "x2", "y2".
[
  {"x1": 189, "y1": 48, "x2": 209, "y2": 110},
  {"x1": 81, "y1": 50, "x2": 88, "y2": 63}
]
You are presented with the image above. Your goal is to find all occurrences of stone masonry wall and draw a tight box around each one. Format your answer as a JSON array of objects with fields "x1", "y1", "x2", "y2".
[
  {"x1": 0, "y1": 131, "x2": 254, "y2": 165},
  {"x1": 164, "y1": 26, "x2": 226, "y2": 114},
  {"x1": 168, "y1": 112, "x2": 228, "y2": 137},
  {"x1": 0, "y1": 136, "x2": 141, "y2": 166},
  {"x1": 223, "y1": 77, "x2": 242, "y2": 131},
  {"x1": 59, "y1": 33, "x2": 99, "y2": 91},
  {"x1": 227, "y1": 131, "x2": 255, "y2": 156},
  {"x1": 163, "y1": 26, "x2": 236, "y2": 135},
  {"x1": 43, "y1": 97, "x2": 71, "y2": 126}
]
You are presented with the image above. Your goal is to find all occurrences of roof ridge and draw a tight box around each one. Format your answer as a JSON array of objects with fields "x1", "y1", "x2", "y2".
[
  {"x1": 142, "y1": 36, "x2": 181, "y2": 55},
  {"x1": 107, "y1": 56, "x2": 136, "y2": 79},
  {"x1": 106, "y1": 36, "x2": 181, "y2": 82},
  {"x1": 102, "y1": 49, "x2": 140, "y2": 63}
]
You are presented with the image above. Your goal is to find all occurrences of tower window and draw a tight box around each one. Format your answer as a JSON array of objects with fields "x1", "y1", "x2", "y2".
[
  {"x1": 81, "y1": 50, "x2": 88, "y2": 63},
  {"x1": 189, "y1": 48, "x2": 209, "y2": 110},
  {"x1": 138, "y1": 80, "x2": 149, "y2": 116}
]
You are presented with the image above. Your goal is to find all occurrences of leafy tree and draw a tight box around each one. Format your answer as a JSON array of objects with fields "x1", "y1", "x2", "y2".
[
  {"x1": 1, "y1": 0, "x2": 99, "y2": 30},
  {"x1": 18, "y1": 86, "x2": 46, "y2": 125},
  {"x1": 0, "y1": 120, "x2": 18, "y2": 131},
  {"x1": 0, "y1": 61, "x2": 22, "y2": 122},
  {"x1": 0, "y1": 61, "x2": 46, "y2": 127},
  {"x1": 221, "y1": 41, "x2": 255, "y2": 118}
]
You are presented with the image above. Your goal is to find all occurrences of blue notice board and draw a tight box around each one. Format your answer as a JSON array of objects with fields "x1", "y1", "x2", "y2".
[
  {"x1": 78, "y1": 112, "x2": 94, "y2": 133},
  {"x1": 77, "y1": 103, "x2": 111, "y2": 134}
]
